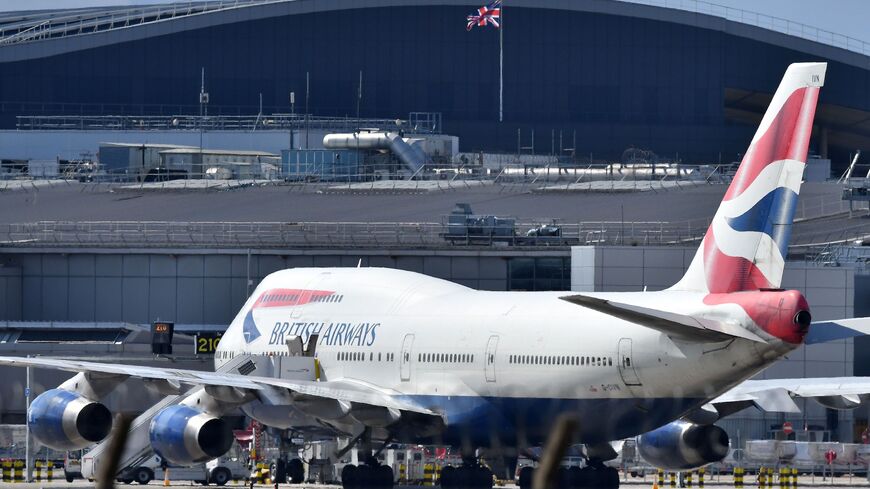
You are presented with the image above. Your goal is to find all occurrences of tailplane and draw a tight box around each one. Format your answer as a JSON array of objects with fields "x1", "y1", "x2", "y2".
[{"x1": 672, "y1": 63, "x2": 827, "y2": 293}]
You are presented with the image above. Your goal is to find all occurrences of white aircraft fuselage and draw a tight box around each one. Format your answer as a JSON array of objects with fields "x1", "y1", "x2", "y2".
[{"x1": 215, "y1": 267, "x2": 799, "y2": 446}]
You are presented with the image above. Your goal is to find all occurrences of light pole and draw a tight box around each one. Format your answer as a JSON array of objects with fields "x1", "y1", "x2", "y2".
[
  {"x1": 305, "y1": 71, "x2": 310, "y2": 149},
  {"x1": 199, "y1": 67, "x2": 209, "y2": 179}
]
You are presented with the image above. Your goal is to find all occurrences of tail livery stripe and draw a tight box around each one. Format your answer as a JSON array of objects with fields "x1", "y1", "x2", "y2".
[
  {"x1": 724, "y1": 87, "x2": 819, "y2": 201},
  {"x1": 724, "y1": 186, "x2": 798, "y2": 258},
  {"x1": 672, "y1": 63, "x2": 826, "y2": 293}
]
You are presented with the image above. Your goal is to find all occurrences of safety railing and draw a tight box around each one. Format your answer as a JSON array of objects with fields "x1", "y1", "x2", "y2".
[
  {"x1": 625, "y1": 0, "x2": 870, "y2": 56},
  {"x1": 0, "y1": 220, "x2": 712, "y2": 249},
  {"x1": 1, "y1": 215, "x2": 866, "y2": 250},
  {"x1": 15, "y1": 114, "x2": 433, "y2": 133},
  {"x1": 0, "y1": 1, "x2": 284, "y2": 46}
]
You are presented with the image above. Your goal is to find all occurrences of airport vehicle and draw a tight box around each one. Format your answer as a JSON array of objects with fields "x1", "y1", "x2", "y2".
[
  {"x1": 6, "y1": 63, "x2": 870, "y2": 489},
  {"x1": 64, "y1": 451, "x2": 83, "y2": 482},
  {"x1": 112, "y1": 454, "x2": 248, "y2": 486}
]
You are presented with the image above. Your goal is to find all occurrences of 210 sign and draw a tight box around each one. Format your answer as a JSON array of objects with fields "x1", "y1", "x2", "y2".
[{"x1": 195, "y1": 332, "x2": 223, "y2": 355}]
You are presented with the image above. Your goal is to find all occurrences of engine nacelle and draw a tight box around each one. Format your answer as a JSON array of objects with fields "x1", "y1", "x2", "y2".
[
  {"x1": 28, "y1": 388, "x2": 112, "y2": 450},
  {"x1": 149, "y1": 405, "x2": 233, "y2": 465},
  {"x1": 638, "y1": 421, "x2": 729, "y2": 470}
]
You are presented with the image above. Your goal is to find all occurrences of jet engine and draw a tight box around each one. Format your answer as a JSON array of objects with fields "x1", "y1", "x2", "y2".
[
  {"x1": 638, "y1": 421, "x2": 729, "y2": 470},
  {"x1": 28, "y1": 388, "x2": 113, "y2": 450},
  {"x1": 149, "y1": 405, "x2": 233, "y2": 465}
]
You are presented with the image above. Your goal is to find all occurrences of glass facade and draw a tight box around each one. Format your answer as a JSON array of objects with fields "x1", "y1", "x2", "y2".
[
  {"x1": 508, "y1": 256, "x2": 570, "y2": 291},
  {"x1": 0, "y1": 5, "x2": 867, "y2": 163}
]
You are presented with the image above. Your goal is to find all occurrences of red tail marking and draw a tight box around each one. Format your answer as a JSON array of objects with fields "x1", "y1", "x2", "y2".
[
  {"x1": 724, "y1": 87, "x2": 818, "y2": 201},
  {"x1": 703, "y1": 290, "x2": 809, "y2": 344}
]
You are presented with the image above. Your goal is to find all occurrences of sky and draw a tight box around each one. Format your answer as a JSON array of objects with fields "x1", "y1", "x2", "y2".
[{"x1": 0, "y1": 0, "x2": 867, "y2": 45}]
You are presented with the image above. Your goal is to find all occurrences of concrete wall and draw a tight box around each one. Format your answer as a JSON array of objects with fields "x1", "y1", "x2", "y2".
[{"x1": 571, "y1": 245, "x2": 859, "y2": 442}]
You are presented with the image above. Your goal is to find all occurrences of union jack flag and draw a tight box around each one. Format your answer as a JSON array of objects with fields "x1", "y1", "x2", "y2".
[{"x1": 466, "y1": 0, "x2": 501, "y2": 31}]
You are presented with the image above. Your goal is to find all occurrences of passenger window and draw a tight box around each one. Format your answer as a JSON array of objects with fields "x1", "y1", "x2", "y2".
[{"x1": 608, "y1": 358, "x2": 612, "y2": 366}]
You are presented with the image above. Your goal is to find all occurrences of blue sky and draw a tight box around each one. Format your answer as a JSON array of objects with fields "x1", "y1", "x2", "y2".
[{"x1": 1, "y1": 0, "x2": 867, "y2": 44}]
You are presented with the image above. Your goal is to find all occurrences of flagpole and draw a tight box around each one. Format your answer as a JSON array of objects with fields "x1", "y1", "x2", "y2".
[{"x1": 499, "y1": 1, "x2": 504, "y2": 122}]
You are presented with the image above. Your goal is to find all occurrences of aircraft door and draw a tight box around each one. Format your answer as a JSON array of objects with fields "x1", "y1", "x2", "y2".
[
  {"x1": 400, "y1": 334, "x2": 415, "y2": 381},
  {"x1": 485, "y1": 335, "x2": 499, "y2": 382},
  {"x1": 617, "y1": 338, "x2": 642, "y2": 386}
]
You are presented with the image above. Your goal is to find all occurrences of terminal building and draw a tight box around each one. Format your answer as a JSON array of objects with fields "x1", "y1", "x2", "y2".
[
  {"x1": 0, "y1": 0, "x2": 869, "y2": 462},
  {"x1": 0, "y1": 0, "x2": 868, "y2": 167}
]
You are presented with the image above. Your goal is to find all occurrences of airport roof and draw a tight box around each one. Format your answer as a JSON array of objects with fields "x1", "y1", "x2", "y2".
[
  {"x1": 159, "y1": 148, "x2": 278, "y2": 156},
  {"x1": 0, "y1": 0, "x2": 868, "y2": 68},
  {"x1": 101, "y1": 142, "x2": 197, "y2": 149}
]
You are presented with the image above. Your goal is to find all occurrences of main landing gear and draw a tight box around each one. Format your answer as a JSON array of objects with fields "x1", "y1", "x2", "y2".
[
  {"x1": 439, "y1": 462, "x2": 494, "y2": 489},
  {"x1": 340, "y1": 461, "x2": 394, "y2": 489},
  {"x1": 338, "y1": 428, "x2": 394, "y2": 489},
  {"x1": 517, "y1": 463, "x2": 620, "y2": 489}
]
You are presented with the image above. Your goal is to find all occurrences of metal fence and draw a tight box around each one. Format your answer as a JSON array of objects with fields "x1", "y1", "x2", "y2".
[
  {"x1": 1, "y1": 215, "x2": 868, "y2": 251},
  {"x1": 15, "y1": 113, "x2": 436, "y2": 133}
]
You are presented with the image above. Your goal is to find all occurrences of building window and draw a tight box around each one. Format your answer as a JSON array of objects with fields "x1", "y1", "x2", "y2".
[{"x1": 508, "y1": 257, "x2": 571, "y2": 291}]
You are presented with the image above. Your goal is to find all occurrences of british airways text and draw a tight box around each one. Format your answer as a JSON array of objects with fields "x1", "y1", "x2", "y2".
[{"x1": 269, "y1": 321, "x2": 379, "y2": 346}]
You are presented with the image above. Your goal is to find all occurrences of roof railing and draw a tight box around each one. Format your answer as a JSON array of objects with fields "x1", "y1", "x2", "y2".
[
  {"x1": 623, "y1": 0, "x2": 870, "y2": 56},
  {"x1": 0, "y1": 0, "x2": 283, "y2": 46}
]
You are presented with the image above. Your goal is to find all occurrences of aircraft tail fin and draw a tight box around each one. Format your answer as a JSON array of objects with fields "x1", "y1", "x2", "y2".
[{"x1": 672, "y1": 63, "x2": 826, "y2": 293}]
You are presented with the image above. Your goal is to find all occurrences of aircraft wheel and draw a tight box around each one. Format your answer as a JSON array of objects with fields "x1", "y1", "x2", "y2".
[
  {"x1": 439, "y1": 465, "x2": 455, "y2": 488},
  {"x1": 341, "y1": 464, "x2": 358, "y2": 489},
  {"x1": 476, "y1": 466, "x2": 494, "y2": 489},
  {"x1": 211, "y1": 468, "x2": 230, "y2": 486},
  {"x1": 518, "y1": 466, "x2": 534, "y2": 489},
  {"x1": 287, "y1": 458, "x2": 305, "y2": 484},
  {"x1": 135, "y1": 467, "x2": 153, "y2": 485},
  {"x1": 375, "y1": 465, "x2": 394, "y2": 488},
  {"x1": 568, "y1": 466, "x2": 583, "y2": 488},
  {"x1": 603, "y1": 466, "x2": 620, "y2": 489}
]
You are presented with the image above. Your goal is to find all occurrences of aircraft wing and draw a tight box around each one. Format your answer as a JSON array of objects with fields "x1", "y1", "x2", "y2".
[
  {"x1": 805, "y1": 317, "x2": 870, "y2": 344},
  {"x1": 0, "y1": 355, "x2": 443, "y2": 422},
  {"x1": 559, "y1": 294, "x2": 766, "y2": 343},
  {"x1": 710, "y1": 377, "x2": 870, "y2": 415}
]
